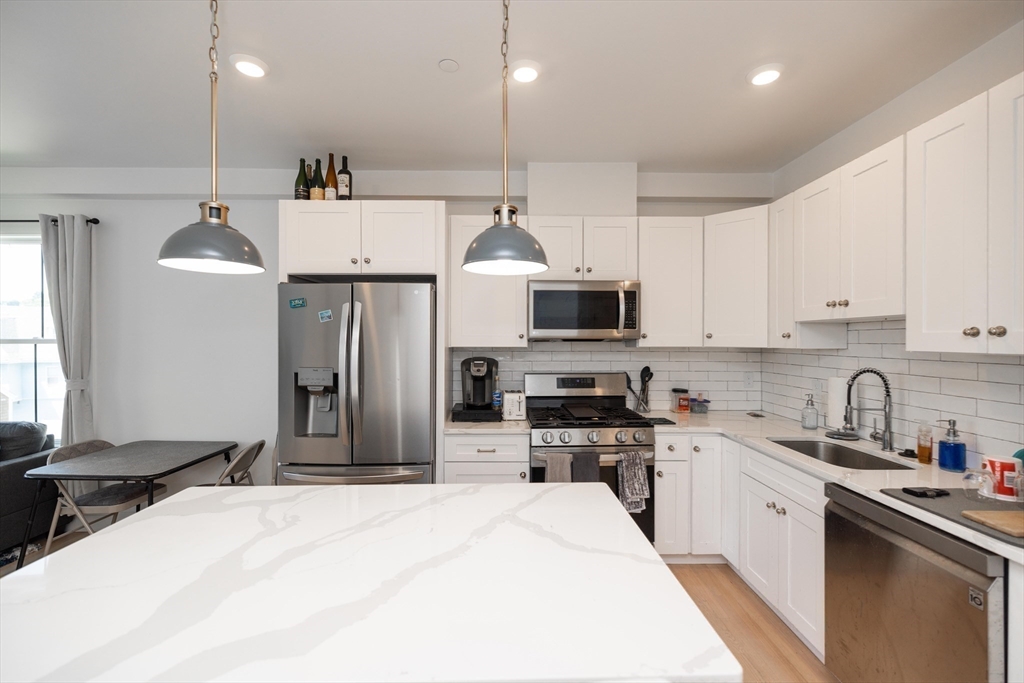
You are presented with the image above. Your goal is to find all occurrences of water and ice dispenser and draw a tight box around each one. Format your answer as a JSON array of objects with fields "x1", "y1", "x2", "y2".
[{"x1": 295, "y1": 367, "x2": 338, "y2": 437}]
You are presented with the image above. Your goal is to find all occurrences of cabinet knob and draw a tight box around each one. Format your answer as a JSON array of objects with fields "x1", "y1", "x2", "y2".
[
  {"x1": 641, "y1": 333, "x2": 647, "y2": 339},
  {"x1": 705, "y1": 333, "x2": 712, "y2": 339},
  {"x1": 766, "y1": 501, "x2": 776, "y2": 510},
  {"x1": 656, "y1": 471, "x2": 664, "y2": 478},
  {"x1": 963, "y1": 327, "x2": 981, "y2": 338},
  {"x1": 519, "y1": 471, "x2": 527, "y2": 479},
  {"x1": 838, "y1": 299, "x2": 849, "y2": 307},
  {"x1": 826, "y1": 300, "x2": 837, "y2": 308},
  {"x1": 988, "y1": 326, "x2": 1007, "y2": 337},
  {"x1": 575, "y1": 267, "x2": 581, "y2": 273},
  {"x1": 586, "y1": 267, "x2": 592, "y2": 273},
  {"x1": 667, "y1": 444, "x2": 675, "y2": 452},
  {"x1": 781, "y1": 332, "x2": 791, "y2": 339},
  {"x1": 519, "y1": 333, "x2": 524, "y2": 339},
  {"x1": 693, "y1": 445, "x2": 701, "y2": 453},
  {"x1": 364, "y1": 257, "x2": 371, "y2": 264},
  {"x1": 776, "y1": 507, "x2": 787, "y2": 516},
  {"x1": 351, "y1": 257, "x2": 358, "y2": 264}
]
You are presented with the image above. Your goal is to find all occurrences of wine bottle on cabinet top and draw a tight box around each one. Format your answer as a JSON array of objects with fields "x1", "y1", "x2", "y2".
[
  {"x1": 338, "y1": 155, "x2": 352, "y2": 199},
  {"x1": 325, "y1": 153, "x2": 338, "y2": 200},
  {"x1": 294, "y1": 158, "x2": 310, "y2": 200},
  {"x1": 310, "y1": 159, "x2": 325, "y2": 200}
]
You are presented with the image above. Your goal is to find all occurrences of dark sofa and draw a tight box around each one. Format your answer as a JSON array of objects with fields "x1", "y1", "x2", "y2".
[{"x1": 0, "y1": 422, "x2": 61, "y2": 552}]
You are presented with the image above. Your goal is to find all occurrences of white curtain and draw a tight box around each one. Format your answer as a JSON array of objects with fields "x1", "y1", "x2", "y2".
[{"x1": 39, "y1": 214, "x2": 95, "y2": 449}]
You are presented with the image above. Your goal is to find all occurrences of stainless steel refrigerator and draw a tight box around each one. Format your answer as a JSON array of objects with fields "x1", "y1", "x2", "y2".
[{"x1": 277, "y1": 281, "x2": 435, "y2": 485}]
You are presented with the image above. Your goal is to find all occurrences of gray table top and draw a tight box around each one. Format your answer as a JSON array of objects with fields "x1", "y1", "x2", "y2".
[{"x1": 25, "y1": 441, "x2": 238, "y2": 481}]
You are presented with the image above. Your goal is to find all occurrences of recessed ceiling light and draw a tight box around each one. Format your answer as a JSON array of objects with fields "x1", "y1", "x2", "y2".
[
  {"x1": 747, "y1": 64, "x2": 783, "y2": 86},
  {"x1": 511, "y1": 60, "x2": 541, "y2": 83},
  {"x1": 229, "y1": 54, "x2": 269, "y2": 78},
  {"x1": 438, "y1": 59, "x2": 460, "y2": 73}
]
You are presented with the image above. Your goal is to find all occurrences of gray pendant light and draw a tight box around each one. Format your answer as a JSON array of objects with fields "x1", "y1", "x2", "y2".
[
  {"x1": 158, "y1": 0, "x2": 265, "y2": 275},
  {"x1": 462, "y1": 0, "x2": 547, "y2": 276}
]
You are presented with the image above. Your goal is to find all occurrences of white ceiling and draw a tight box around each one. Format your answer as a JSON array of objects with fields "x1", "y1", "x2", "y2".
[{"x1": 1, "y1": 1, "x2": 1021, "y2": 173}]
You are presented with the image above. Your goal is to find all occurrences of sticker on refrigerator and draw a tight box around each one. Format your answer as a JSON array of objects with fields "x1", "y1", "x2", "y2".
[
  {"x1": 288, "y1": 297, "x2": 307, "y2": 309},
  {"x1": 318, "y1": 309, "x2": 333, "y2": 323}
]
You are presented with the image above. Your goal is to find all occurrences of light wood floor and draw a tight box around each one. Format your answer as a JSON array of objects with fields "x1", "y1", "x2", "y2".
[{"x1": 671, "y1": 564, "x2": 837, "y2": 683}]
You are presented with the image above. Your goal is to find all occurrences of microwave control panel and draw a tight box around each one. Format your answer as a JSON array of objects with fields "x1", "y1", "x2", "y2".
[{"x1": 624, "y1": 291, "x2": 637, "y2": 330}]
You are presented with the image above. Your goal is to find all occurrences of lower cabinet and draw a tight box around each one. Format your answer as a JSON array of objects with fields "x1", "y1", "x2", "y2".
[
  {"x1": 691, "y1": 436, "x2": 722, "y2": 554},
  {"x1": 654, "y1": 460, "x2": 691, "y2": 555},
  {"x1": 721, "y1": 439, "x2": 741, "y2": 565},
  {"x1": 443, "y1": 461, "x2": 529, "y2": 484},
  {"x1": 442, "y1": 434, "x2": 530, "y2": 484}
]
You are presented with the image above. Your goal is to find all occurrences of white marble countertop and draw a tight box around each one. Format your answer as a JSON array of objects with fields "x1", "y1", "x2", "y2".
[
  {"x1": 0, "y1": 484, "x2": 742, "y2": 683},
  {"x1": 443, "y1": 417, "x2": 531, "y2": 435}
]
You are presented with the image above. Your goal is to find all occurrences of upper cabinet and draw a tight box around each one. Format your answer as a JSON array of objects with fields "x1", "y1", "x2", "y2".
[
  {"x1": 907, "y1": 74, "x2": 1024, "y2": 354},
  {"x1": 279, "y1": 200, "x2": 439, "y2": 281},
  {"x1": 704, "y1": 206, "x2": 768, "y2": 347},
  {"x1": 449, "y1": 215, "x2": 529, "y2": 348},
  {"x1": 528, "y1": 216, "x2": 637, "y2": 280},
  {"x1": 793, "y1": 171, "x2": 841, "y2": 322},
  {"x1": 638, "y1": 217, "x2": 703, "y2": 347}
]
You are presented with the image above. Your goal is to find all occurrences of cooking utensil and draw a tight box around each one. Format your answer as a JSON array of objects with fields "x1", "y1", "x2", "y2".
[{"x1": 636, "y1": 366, "x2": 652, "y2": 413}]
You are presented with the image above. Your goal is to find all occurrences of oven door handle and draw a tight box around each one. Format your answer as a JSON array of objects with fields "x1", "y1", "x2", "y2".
[
  {"x1": 533, "y1": 451, "x2": 654, "y2": 466},
  {"x1": 617, "y1": 286, "x2": 626, "y2": 336}
]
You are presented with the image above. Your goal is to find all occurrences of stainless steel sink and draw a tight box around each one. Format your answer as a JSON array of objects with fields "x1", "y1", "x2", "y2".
[{"x1": 768, "y1": 439, "x2": 913, "y2": 470}]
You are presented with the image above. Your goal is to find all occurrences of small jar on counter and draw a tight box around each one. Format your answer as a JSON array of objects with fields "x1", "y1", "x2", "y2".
[{"x1": 671, "y1": 388, "x2": 690, "y2": 413}]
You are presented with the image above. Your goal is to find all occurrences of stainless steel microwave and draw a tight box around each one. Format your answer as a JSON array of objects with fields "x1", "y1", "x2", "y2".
[{"x1": 528, "y1": 281, "x2": 641, "y2": 341}]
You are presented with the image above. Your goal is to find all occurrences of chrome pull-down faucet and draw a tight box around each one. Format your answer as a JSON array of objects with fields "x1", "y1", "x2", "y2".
[{"x1": 825, "y1": 367, "x2": 896, "y2": 452}]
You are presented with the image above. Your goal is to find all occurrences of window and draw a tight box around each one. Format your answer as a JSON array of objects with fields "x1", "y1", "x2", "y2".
[{"x1": 0, "y1": 228, "x2": 63, "y2": 442}]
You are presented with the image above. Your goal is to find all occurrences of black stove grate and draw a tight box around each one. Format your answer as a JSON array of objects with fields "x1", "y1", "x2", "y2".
[{"x1": 527, "y1": 405, "x2": 652, "y2": 428}]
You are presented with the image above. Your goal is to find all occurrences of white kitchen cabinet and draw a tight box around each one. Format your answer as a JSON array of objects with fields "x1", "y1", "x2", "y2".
[
  {"x1": 655, "y1": 433, "x2": 691, "y2": 461},
  {"x1": 721, "y1": 438, "x2": 741, "y2": 566},
  {"x1": 527, "y1": 216, "x2": 583, "y2": 280},
  {"x1": 703, "y1": 205, "x2": 768, "y2": 347},
  {"x1": 449, "y1": 215, "x2": 528, "y2": 348},
  {"x1": 443, "y1": 461, "x2": 529, "y2": 484},
  {"x1": 739, "y1": 473, "x2": 778, "y2": 603},
  {"x1": 583, "y1": 217, "x2": 638, "y2": 280},
  {"x1": 839, "y1": 136, "x2": 905, "y2": 319},
  {"x1": 637, "y1": 217, "x2": 703, "y2": 347},
  {"x1": 768, "y1": 194, "x2": 846, "y2": 349},
  {"x1": 279, "y1": 200, "x2": 362, "y2": 279},
  {"x1": 690, "y1": 436, "x2": 722, "y2": 555},
  {"x1": 988, "y1": 73, "x2": 1024, "y2": 355},
  {"x1": 776, "y1": 493, "x2": 825, "y2": 654},
  {"x1": 654, "y1": 460, "x2": 691, "y2": 556},
  {"x1": 793, "y1": 170, "x2": 841, "y2": 322},
  {"x1": 360, "y1": 201, "x2": 437, "y2": 274}
]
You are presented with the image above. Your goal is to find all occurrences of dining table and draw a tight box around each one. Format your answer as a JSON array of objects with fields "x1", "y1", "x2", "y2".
[{"x1": 17, "y1": 440, "x2": 237, "y2": 568}]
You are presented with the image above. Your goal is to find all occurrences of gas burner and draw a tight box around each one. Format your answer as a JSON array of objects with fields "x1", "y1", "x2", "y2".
[{"x1": 527, "y1": 405, "x2": 652, "y2": 429}]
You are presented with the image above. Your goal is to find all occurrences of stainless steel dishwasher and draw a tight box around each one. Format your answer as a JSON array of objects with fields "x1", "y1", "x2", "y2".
[{"x1": 824, "y1": 484, "x2": 1005, "y2": 683}]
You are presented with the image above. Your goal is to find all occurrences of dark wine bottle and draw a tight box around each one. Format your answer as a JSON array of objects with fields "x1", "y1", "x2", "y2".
[
  {"x1": 325, "y1": 153, "x2": 338, "y2": 200},
  {"x1": 294, "y1": 157, "x2": 309, "y2": 200},
  {"x1": 338, "y1": 155, "x2": 352, "y2": 200},
  {"x1": 310, "y1": 159, "x2": 325, "y2": 200}
]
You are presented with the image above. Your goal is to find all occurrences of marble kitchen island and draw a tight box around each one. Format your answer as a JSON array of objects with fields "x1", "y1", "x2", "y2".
[{"x1": 0, "y1": 483, "x2": 741, "y2": 682}]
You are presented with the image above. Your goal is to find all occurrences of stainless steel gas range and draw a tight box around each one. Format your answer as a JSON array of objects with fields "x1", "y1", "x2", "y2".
[{"x1": 525, "y1": 372, "x2": 656, "y2": 542}]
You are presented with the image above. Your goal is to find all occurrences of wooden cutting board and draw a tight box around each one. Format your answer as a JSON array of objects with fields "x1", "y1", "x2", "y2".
[{"x1": 962, "y1": 510, "x2": 1024, "y2": 537}]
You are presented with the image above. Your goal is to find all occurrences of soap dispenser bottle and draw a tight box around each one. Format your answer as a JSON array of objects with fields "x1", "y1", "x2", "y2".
[
  {"x1": 938, "y1": 419, "x2": 966, "y2": 472},
  {"x1": 801, "y1": 394, "x2": 819, "y2": 430}
]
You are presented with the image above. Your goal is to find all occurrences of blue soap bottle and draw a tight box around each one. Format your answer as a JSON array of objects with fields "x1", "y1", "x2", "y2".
[{"x1": 938, "y1": 419, "x2": 966, "y2": 472}]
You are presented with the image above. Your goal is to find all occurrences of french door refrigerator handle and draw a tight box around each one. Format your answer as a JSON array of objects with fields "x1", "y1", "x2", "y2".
[
  {"x1": 351, "y1": 300, "x2": 363, "y2": 445},
  {"x1": 282, "y1": 470, "x2": 425, "y2": 484},
  {"x1": 339, "y1": 302, "x2": 350, "y2": 446},
  {"x1": 617, "y1": 286, "x2": 626, "y2": 335}
]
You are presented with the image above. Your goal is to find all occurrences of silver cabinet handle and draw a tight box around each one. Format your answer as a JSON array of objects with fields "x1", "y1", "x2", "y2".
[
  {"x1": 782, "y1": 332, "x2": 791, "y2": 339},
  {"x1": 477, "y1": 448, "x2": 497, "y2": 453},
  {"x1": 963, "y1": 327, "x2": 981, "y2": 337},
  {"x1": 777, "y1": 507, "x2": 787, "y2": 516},
  {"x1": 518, "y1": 333, "x2": 525, "y2": 339},
  {"x1": 519, "y1": 471, "x2": 527, "y2": 479},
  {"x1": 641, "y1": 333, "x2": 647, "y2": 339},
  {"x1": 826, "y1": 300, "x2": 837, "y2": 307},
  {"x1": 693, "y1": 445, "x2": 701, "y2": 452},
  {"x1": 667, "y1": 444, "x2": 675, "y2": 451},
  {"x1": 766, "y1": 501, "x2": 776, "y2": 510},
  {"x1": 283, "y1": 470, "x2": 424, "y2": 484},
  {"x1": 838, "y1": 299, "x2": 849, "y2": 307},
  {"x1": 351, "y1": 300, "x2": 364, "y2": 444},
  {"x1": 351, "y1": 257, "x2": 358, "y2": 264},
  {"x1": 364, "y1": 257, "x2": 370, "y2": 264},
  {"x1": 988, "y1": 326, "x2": 1007, "y2": 337},
  {"x1": 706, "y1": 333, "x2": 712, "y2": 339},
  {"x1": 575, "y1": 267, "x2": 581, "y2": 273},
  {"x1": 586, "y1": 266, "x2": 592, "y2": 273},
  {"x1": 656, "y1": 471, "x2": 664, "y2": 478}
]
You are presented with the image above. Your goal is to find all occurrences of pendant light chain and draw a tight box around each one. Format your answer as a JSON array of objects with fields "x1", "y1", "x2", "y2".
[
  {"x1": 209, "y1": 0, "x2": 220, "y2": 202},
  {"x1": 501, "y1": 0, "x2": 509, "y2": 205}
]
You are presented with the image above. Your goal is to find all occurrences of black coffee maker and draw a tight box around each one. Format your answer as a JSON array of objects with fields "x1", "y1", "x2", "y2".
[{"x1": 452, "y1": 357, "x2": 501, "y2": 422}]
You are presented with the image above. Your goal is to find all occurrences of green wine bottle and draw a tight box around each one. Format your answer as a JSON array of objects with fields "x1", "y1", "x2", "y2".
[
  {"x1": 294, "y1": 158, "x2": 309, "y2": 200},
  {"x1": 338, "y1": 155, "x2": 352, "y2": 200},
  {"x1": 310, "y1": 158, "x2": 325, "y2": 200}
]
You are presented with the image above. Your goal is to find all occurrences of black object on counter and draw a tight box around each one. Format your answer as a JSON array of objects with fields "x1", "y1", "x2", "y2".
[
  {"x1": 647, "y1": 417, "x2": 676, "y2": 425},
  {"x1": 902, "y1": 487, "x2": 950, "y2": 498},
  {"x1": 451, "y1": 404, "x2": 502, "y2": 422}
]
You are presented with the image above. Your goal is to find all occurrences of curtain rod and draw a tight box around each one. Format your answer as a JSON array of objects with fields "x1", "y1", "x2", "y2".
[{"x1": 0, "y1": 218, "x2": 100, "y2": 225}]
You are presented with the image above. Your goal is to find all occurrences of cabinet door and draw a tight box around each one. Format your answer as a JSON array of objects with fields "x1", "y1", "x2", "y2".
[
  {"x1": 583, "y1": 217, "x2": 638, "y2": 280},
  {"x1": 703, "y1": 206, "x2": 768, "y2": 347},
  {"x1": 690, "y1": 436, "x2": 722, "y2": 555},
  {"x1": 988, "y1": 73, "x2": 1024, "y2": 355},
  {"x1": 654, "y1": 460, "x2": 691, "y2": 556},
  {"x1": 449, "y1": 216, "x2": 528, "y2": 347},
  {"x1": 281, "y1": 201, "x2": 361, "y2": 278},
  {"x1": 528, "y1": 216, "x2": 583, "y2": 280},
  {"x1": 739, "y1": 473, "x2": 778, "y2": 603},
  {"x1": 767, "y1": 194, "x2": 797, "y2": 348},
  {"x1": 721, "y1": 440, "x2": 741, "y2": 566},
  {"x1": 907, "y1": 92, "x2": 989, "y2": 352},
  {"x1": 442, "y1": 461, "x2": 530, "y2": 484},
  {"x1": 776, "y1": 495, "x2": 825, "y2": 654},
  {"x1": 638, "y1": 218, "x2": 703, "y2": 347},
  {"x1": 360, "y1": 201, "x2": 437, "y2": 274},
  {"x1": 793, "y1": 171, "x2": 841, "y2": 321},
  {"x1": 840, "y1": 136, "x2": 905, "y2": 319}
]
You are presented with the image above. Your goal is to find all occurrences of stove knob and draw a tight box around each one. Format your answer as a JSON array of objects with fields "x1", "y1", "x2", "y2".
[
  {"x1": 633, "y1": 430, "x2": 647, "y2": 443},
  {"x1": 588, "y1": 431, "x2": 601, "y2": 444},
  {"x1": 559, "y1": 431, "x2": 572, "y2": 444},
  {"x1": 541, "y1": 431, "x2": 554, "y2": 444},
  {"x1": 615, "y1": 430, "x2": 628, "y2": 444}
]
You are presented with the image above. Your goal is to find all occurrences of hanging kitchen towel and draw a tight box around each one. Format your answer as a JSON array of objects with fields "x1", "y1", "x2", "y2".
[
  {"x1": 545, "y1": 452, "x2": 572, "y2": 483},
  {"x1": 572, "y1": 452, "x2": 600, "y2": 482},
  {"x1": 617, "y1": 451, "x2": 649, "y2": 513}
]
